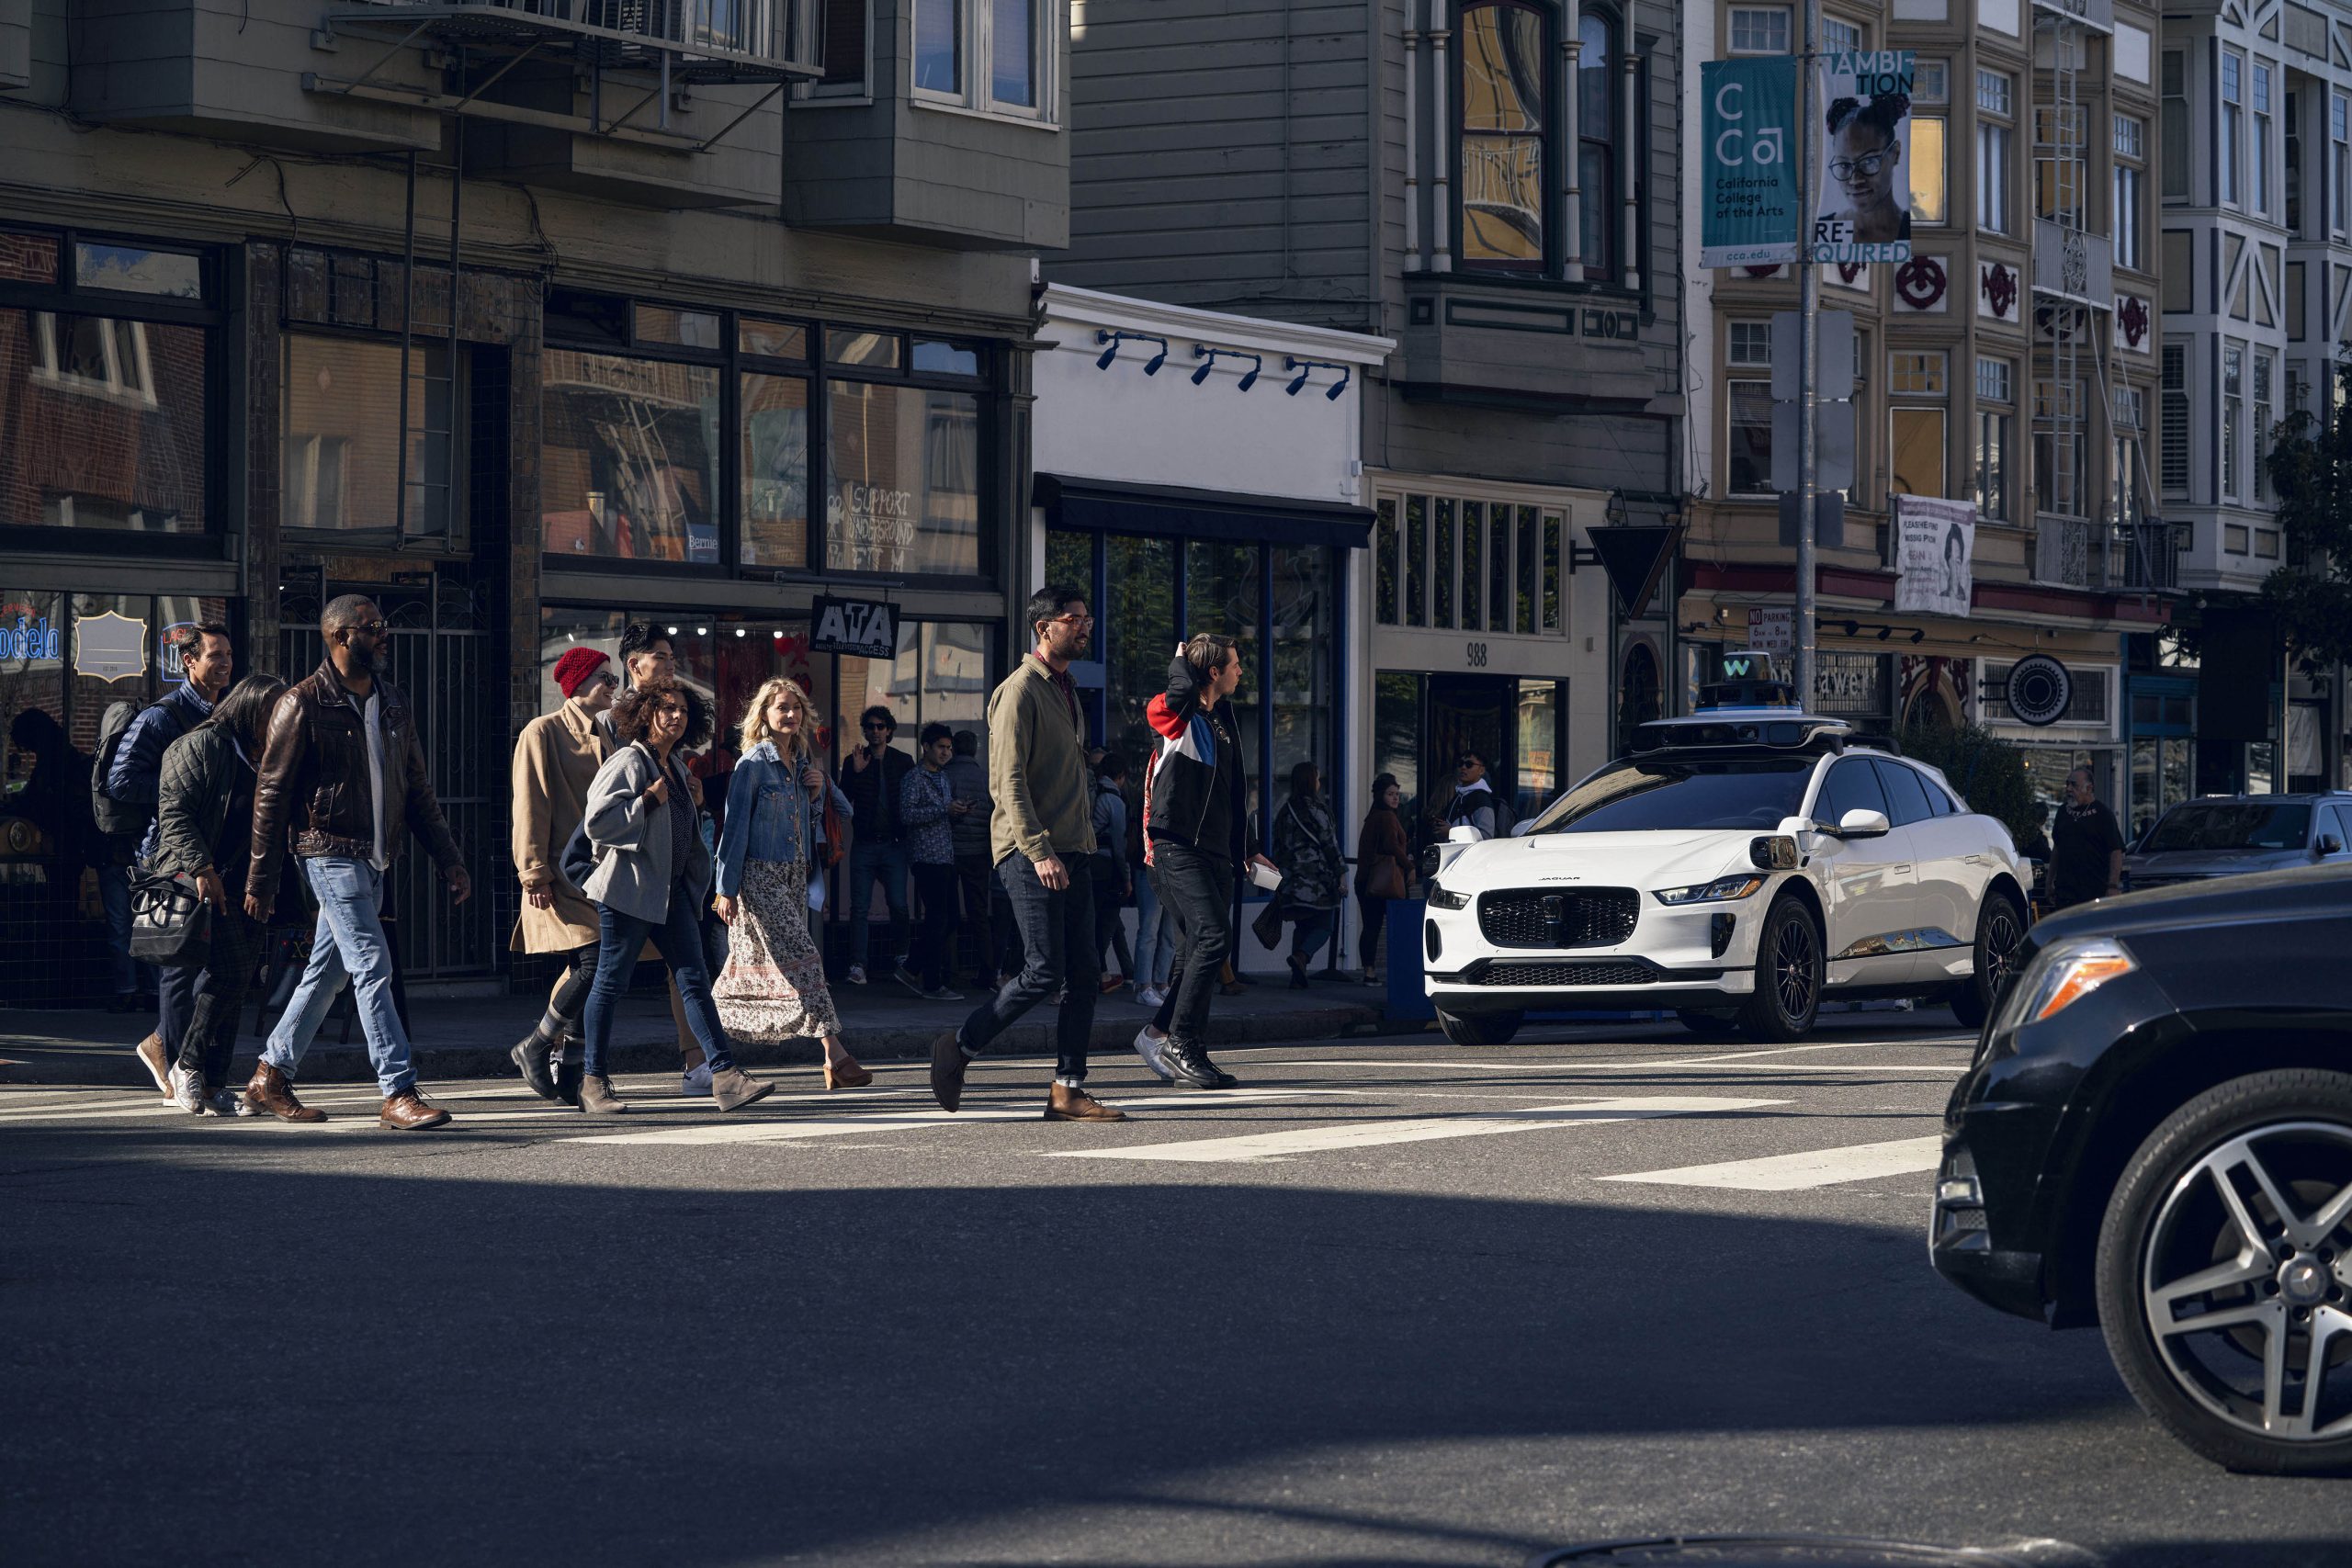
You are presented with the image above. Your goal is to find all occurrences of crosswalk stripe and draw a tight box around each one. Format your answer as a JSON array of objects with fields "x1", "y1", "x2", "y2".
[
  {"x1": 560, "y1": 1089, "x2": 1348, "y2": 1146},
  {"x1": 1597, "y1": 1134, "x2": 1944, "y2": 1190},
  {"x1": 1045, "y1": 1095, "x2": 1786, "y2": 1164}
]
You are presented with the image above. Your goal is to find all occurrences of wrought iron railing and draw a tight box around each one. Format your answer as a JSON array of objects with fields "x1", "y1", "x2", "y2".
[{"x1": 347, "y1": 0, "x2": 821, "y2": 79}]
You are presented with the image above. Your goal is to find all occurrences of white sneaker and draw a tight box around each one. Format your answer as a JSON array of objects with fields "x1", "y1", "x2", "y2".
[
  {"x1": 208, "y1": 1087, "x2": 256, "y2": 1118},
  {"x1": 1136, "y1": 987, "x2": 1163, "y2": 1010},
  {"x1": 844, "y1": 964, "x2": 868, "y2": 986},
  {"x1": 167, "y1": 1064, "x2": 204, "y2": 1114},
  {"x1": 1131, "y1": 1025, "x2": 1172, "y2": 1083},
  {"x1": 682, "y1": 1062, "x2": 714, "y2": 1097}
]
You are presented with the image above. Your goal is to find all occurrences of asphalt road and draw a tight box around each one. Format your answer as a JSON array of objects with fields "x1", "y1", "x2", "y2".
[{"x1": 4, "y1": 1013, "x2": 2344, "y2": 1567}]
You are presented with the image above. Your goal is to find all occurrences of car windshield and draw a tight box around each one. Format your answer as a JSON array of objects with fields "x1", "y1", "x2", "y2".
[
  {"x1": 2141, "y1": 803, "x2": 2312, "y2": 852},
  {"x1": 1528, "y1": 758, "x2": 1815, "y2": 835}
]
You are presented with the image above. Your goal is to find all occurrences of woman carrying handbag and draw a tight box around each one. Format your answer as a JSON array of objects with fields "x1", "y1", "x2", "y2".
[
  {"x1": 1272, "y1": 761, "x2": 1346, "y2": 988},
  {"x1": 710, "y1": 677, "x2": 870, "y2": 1089},
  {"x1": 1353, "y1": 773, "x2": 1413, "y2": 987}
]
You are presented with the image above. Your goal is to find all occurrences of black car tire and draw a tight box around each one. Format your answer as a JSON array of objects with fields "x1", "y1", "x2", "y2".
[
  {"x1": 1736, "y1": 895, "x2": 1821, "y2": 1043},
  {"x1": 1950, "y1": 887, "x2": 2028, "y2": 1031},
  {"x1": 1676, "y1": 1010, "x2": 1742, "y2": 1036},
  {"x1": 2094, "y1": 1068, "x2": 2352, "y2": 1475},
  {"x1": 1436, "y1": 1007, "x2": 1521, "y2": 1047}
]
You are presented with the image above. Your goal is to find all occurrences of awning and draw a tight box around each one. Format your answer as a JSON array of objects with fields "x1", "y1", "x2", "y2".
[{"x1": 1034, "y1": 473, "x2": 1375, "y2": 550}]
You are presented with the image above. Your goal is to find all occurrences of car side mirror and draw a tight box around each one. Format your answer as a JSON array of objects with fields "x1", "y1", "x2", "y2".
[
  {"x1": 2318, "y1": 834, "x2": 2345, "y2": 857},
  {"x1": 1834, "y1": 807, "x2": 1892, "y2": 840},
  {"x1": 1447, "y1": 825, "x2": 1485, "y2": 845}
]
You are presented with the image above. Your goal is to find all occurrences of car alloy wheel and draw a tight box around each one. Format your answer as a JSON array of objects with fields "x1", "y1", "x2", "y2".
[
  {"x1": 1737, "y1": 897, "x2": 1820, "y2": 1043},
  {"x1": 2097, "y1": 1069, "x2": 2352, "y2": 1473},
  {"x1": 1773, "y1": 914, "x2": 1817, "y2": 1022},
  {"x1": 1980, "y1": 902, "x2": 2023, "y2": 995}
]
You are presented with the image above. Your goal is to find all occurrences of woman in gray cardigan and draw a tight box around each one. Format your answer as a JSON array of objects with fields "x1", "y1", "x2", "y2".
[{"x1": 577, "y1": 677, "x2": 773, "y2": 1115}]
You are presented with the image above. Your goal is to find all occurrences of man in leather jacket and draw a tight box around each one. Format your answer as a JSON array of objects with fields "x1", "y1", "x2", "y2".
[{"x1": 241, "y1": 594, "x2": 472, "y2": 1130}]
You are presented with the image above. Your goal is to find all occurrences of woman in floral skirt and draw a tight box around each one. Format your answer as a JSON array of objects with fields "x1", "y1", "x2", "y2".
[{"x1": 711, "y1": 677, "x2": 872, "y2": 1088}]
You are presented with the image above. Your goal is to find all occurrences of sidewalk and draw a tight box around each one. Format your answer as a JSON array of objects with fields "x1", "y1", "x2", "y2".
[{"x1": 0, "y1": 969, "x2": 1388, "y2": 1088}]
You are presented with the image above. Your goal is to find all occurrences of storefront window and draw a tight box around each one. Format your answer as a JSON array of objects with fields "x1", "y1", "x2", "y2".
[
  {"x1": 739, "y1": 371, "x2": 809, "y2": 568},
  {"x1": 824, "y1": 381, "x2": 979, "y2": 576},
  {"x1": 1269, "y1": 545, "x2": 1332, "y2": 800},
  {"x1": 283, "y1": 334, "x2": 454, "y2": 536},
  {"x1": 541, "y1": 351, "x2": 721, "y2": 563},
  {"x1": 1516, "y1": 678, "x2": 1565, "y2": 820},
  {"x1": 1105, "y1": 534, "x2": 1175, "y2": 772},
  {"x1": 2, "y1": 308, "x2": 208, "y2": 533}
]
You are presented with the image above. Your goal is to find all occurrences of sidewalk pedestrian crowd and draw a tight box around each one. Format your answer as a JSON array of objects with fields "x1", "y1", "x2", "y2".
[{"x1": 93, "y1": 585, "x2": 1409, "y2": 1130}]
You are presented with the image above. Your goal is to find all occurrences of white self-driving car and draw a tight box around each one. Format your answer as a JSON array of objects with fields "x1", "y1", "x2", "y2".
[{"x1": 1419, "y1": 708, "x2": 2030, "y2": 1044}]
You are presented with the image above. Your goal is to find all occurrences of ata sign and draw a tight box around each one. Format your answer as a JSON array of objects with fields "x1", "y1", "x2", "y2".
[{"x1": 808, "y1": 595, "x2": 898, "y2": 660}]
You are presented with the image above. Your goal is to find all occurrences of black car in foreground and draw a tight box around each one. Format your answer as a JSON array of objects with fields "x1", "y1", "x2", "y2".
[{"x1": 1932, "y1": 863, "x2": 2352, "y2": 1473}]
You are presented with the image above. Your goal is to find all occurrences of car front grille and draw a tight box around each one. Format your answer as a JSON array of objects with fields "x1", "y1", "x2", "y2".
[
  {"x1": 1466, "y1": 958, "x2": 1662, "y2": 987},
  {"x1": 1476, "y1": 887, "x2": 1639, "y2": 949}
]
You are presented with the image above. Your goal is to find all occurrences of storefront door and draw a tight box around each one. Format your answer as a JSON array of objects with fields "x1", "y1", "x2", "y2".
[{"x1": 1373, "y1": 671, "x2": 1566, "y2": 840}]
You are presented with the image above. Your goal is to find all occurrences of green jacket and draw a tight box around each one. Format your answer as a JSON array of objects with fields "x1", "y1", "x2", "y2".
[{"x1": 989, "y1": 654, "x2": 1095, "y2": 865}]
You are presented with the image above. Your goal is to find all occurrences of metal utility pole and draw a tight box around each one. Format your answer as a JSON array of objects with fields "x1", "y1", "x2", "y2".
[{"x1": 1794, "y1": 0, "x2": 1819, "y2": 707}]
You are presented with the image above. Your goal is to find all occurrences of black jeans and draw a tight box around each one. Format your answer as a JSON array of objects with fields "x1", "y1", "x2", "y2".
[
  {"x1": 1091, "y1": 855, "x2": 1133, "y2": 977},
  {"x1": 1151, "y1": 842, "x2": 1233, "y2": 1050},
  {"x1": 157, "y1": 959, "x2": 200, "y2": 1058},
  {"x1": 1290, "y1": 907, "x2": 1336, "y2": 965},
  {"x1": 535, "y1": 942, "x2": 598, "y2": 1040},
  {"x1": 953, "y1": 852, "x2": 999, "y2": 983},
  {"x1": 959, "y1": 853, "x2": 1098, "y2": 1081},
  {"x1": 1356, "y1": 890, "x2": 1388, "y2": 964},
  {"x1": 910, "y1": 861, "x2": 960, "y2": 991},
  {"x1": 177, "y1": 908, "x2": 266, "y2": 1089}
]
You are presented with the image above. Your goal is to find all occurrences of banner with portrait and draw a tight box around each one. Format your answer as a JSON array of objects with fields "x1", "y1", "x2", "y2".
[
  {"x1": 1811, "y1": 51, "x2": 1915, "y2": 265},
  {"x1": 1894, "y1": 494, "x2": 1975, "y2": 619}
]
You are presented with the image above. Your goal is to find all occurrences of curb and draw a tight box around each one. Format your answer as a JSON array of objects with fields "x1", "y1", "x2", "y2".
[{"x1": 1, "y1": 1001, "x2": 1387, "y2": 1089}]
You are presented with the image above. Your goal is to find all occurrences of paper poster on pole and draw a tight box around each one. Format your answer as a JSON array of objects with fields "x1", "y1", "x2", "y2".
[
  {"x1": 1702, "y1": 58, "x2": 1800, "y2": 267},
  {"x1": 1893, "y1": 495, "x2": 1975, "y2": 619},
  {"x1": 1811, "y1": 51, "x2": 1915, "y2": 265}
]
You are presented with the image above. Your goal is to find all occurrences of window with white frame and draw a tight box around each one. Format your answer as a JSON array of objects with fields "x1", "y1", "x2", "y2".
[
  {"x1": 2222, "y1": 342, "x2": 2245, "y2": 500},
  {"x1": 29, "y1": 312, "x2": 159, "y2": 404},
  {"x1": 2161, "y1": 52, "x2": 2188, "y2": 204},
  {"x1": 1822, "y1": 16, "x2": 1861, "y2": 56},
  {"x1": 2335, "y1": 93, "x2": 2350, "y2": 237},
  {"x1": 1727, "y1": 322, "x2": 1774, "y2": 497},
  {"x1": 1890, "y1": 350, "x2": 1948, "y2": 503},
  {"x1": 2033, "y1": 379, "x2": 2086, "y2": 517},
  {"x1": 1728, "y1": 6, "x2": 1790, "y2": 55},
  {"x1": 2254, "y1": 61, "x2": 2275, "y2": 219},
  {"x1": 2222, "y1": 51, "x2": 2245, "y2": 208},
  {"x1": 2161, "y1": 343, "x2": 2189, "y2": 497},
  {"x1": 2113, "y1": 386, "x2": 2144, "y2": 526},
  {"x1": 2254, "y1": 349, "x2": 2275, "y2": 502},
  {"x1": 2036, "y1": 105, "x2": 2086, "y2": 226},
  {"x1": 913, "y1": 0, "x2": 1048, "y2": 118},
  {"x1": 1913, "y1": 61, "x2": 1947, "y2": 107},
  {"x1": 1977, "y1": 70, "x2": 2013, "y2": 235},
  {"x1": 2114, "y1": 115, "x2": 2145, "y2": 271},
  {"x1": 1975, "y1": 356, "x2": 2014, "y2": 524},
  {"x1": 1913, "y1": 107, "x2": 1948, "y2": 226}
]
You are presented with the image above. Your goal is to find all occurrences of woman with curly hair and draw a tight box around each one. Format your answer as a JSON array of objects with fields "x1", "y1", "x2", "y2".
[
  {"x1": 577, "y1": 675, "x2": 773, "y2": 1115},
  {"x1": 711, "y1": 677, "x2": 872, "y2": 1088}
]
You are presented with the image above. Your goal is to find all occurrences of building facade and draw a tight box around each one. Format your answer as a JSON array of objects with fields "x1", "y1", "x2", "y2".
[
  {"x1": 1679, "y1": 0, "x2": 2176, "y2": 844},
  {"x1": 2157, "y1": 0, "x2": 2351, "y2": 801},
  {"x1": 1050, "y1": 0, "x2": 1686, "y2": 908},
  {"x1": 0, "y1": 0, "x2": 1068, "y2": 999}
]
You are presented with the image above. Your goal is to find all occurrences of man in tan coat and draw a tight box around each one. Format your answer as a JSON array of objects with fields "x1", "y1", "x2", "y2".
[
  {"x1": 510, "y1": 647, "x2": 619, "y2": 1101},
  {"x1": 931, "y1": 585, "x2": 1123, "y2": 1122}
]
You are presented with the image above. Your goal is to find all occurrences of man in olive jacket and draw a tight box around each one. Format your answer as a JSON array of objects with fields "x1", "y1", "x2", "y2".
[
  {"x1": 931, "y1": 584, "x2": 1123, "y2": 1122},
  {"x1": 243, "y1": 594, "x2": 471, "y2": 1131}
]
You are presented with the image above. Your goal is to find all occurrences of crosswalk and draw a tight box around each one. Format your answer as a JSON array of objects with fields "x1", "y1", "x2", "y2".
[{"x1": 0, "y1": 1037, "x2": 1968, "y2": 1197}]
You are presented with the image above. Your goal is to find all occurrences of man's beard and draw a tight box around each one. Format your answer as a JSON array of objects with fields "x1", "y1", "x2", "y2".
[{"x1": 348, "y1": 639, "x2": 387, "y2": 677}]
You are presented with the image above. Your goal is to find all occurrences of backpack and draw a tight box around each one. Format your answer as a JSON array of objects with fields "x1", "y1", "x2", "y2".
[{"x1": 90, "y1": 700, "x2": 159, "y2": 840}]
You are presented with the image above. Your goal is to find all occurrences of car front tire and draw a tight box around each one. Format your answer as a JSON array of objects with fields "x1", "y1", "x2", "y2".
[
  {"x1": 1436, "y1": 1007, "x2": 1522, "y2": 1047},
  {"x1": 1950, "y1": 887, "x2": 2027, "y2": 1031},
  {"x1": 2094, "y1": 1068, "x2": 2352, "y2": 1474},
  {"x1": 1736, "y1": 895, "x2": 1821, "y2": 1043}
]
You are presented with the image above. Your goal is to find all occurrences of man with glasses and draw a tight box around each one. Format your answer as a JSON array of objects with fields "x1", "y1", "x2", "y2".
[
  {"x1": 839, "y1": 705, "x2": 918, "y2": 989},
  {"x1": 932, "y1": 585, "x2": 1124, "y2": 1122},
  {"x1": 243, "y1": 594, "x2": 471, "y2": 1129},
  {"x1": 1443, "y1": 750, "x2": 1509, "y2": 840}
]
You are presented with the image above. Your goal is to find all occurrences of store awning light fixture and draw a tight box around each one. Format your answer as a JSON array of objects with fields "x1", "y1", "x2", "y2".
[
  {"x1": 1284, "y1": 356, "x2": 1351, "y2": 400},
  {"x1": 1095, "y1": 329, "x2": 1169, "y2": 374},
  {"x1": 1822, "y1": 616, "x2": 1926, "y2": 645},
  {"x1": 1191, "y1": 345, "x2": 1264, "y2": 390}
]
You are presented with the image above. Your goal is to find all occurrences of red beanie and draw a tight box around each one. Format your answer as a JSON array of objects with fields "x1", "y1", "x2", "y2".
[{"x1": 553, "y1": 647, "x2": 611, "y2": 699}]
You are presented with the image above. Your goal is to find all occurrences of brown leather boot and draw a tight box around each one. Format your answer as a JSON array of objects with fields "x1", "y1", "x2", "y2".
[
  {"x1": 379, "y1": 1089, "x2": 451, "y2": 1131},
  {"x1": 1045, "y1": 1083, "x2": 1126, "y2": 1122},
  {"x1": 708, "y1": 1065, "x2": 773, "y2": 1112},
  {"x1": 580, "y1": 1073, "x2": 628, "y2": 1114},
  {"x1": 243, "y1": 1062, "x2": 325, "y2": 1123},
  {"x1": 134, "y1": 1032, "x2": 171, "y2": 1096}
]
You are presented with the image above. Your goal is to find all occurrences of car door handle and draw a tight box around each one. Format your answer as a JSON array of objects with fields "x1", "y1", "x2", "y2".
[{"x1": 1894, "y1": 863, "x2": 1914, "y2": 873}]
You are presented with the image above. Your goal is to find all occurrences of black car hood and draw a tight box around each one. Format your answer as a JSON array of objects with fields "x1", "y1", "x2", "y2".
[{"x1": 2034, "y1": 862, "x2": 2352, "y2": 946}]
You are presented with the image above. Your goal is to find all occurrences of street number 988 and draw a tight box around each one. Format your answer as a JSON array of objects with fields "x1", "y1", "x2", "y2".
[{"x1": 1466, "y1": 642, "x2": 1487, "y2": 668}]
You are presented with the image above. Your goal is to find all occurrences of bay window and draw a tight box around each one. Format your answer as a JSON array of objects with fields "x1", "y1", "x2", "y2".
[{"x1": 1458, "y1": 1, "x2": 1548, "y2": 269}]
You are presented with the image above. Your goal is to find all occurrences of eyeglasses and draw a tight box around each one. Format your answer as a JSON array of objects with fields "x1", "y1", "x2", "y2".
[
  {"x1": 1044, "y1": 614, "x2": 1095, "y2": 629},
  {"x1": 1828, "y1": 145, "x2": 1895, "y2": 181},
  {"x1": 1456, "y1": 758, "x2": 1480, "y2": 769},
  {"x1": 863, "y1": 722, "x2": 893, "y2": 733},
  {"x1": 344, "y1": 620, "x2": 389, "y2": 639}
]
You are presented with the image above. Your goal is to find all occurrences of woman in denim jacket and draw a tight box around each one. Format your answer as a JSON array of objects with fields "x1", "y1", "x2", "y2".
[{"x1": 711, "y1": 677, "x2": 872, "y2": 1089}]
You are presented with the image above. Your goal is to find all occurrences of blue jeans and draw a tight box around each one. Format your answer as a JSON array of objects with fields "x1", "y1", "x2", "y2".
[
  {"x1": 264, "y1": 857, "x2": 418, "y2": 1097},
  {"x1": 582, "y1": 894, "x2": 736, "y2": 1079},
  {"x1": 1133, "y1": 863, "x2": 1176, "y2": 989},
  {"x1": 846, "y1": 839, "x2": 910, "y2": 971},
  {"x1": 959, "y1": 854, "x2": 1098, "y2": 1082},
  {"x1": 97, "y1": 863, "x2": 139, "y2": 996}
]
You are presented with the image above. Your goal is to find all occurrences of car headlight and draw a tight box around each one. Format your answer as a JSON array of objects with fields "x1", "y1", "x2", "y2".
[
  {"x1": 1997, "y1": 937, "x2": 2138, "y2": 1031},
  {"x1": 1652, "y1": 874, "x2": 1767, "y2": 906},
  {"x1": 1424, "y1": 881, "x2": 1470, "y2": 910}
]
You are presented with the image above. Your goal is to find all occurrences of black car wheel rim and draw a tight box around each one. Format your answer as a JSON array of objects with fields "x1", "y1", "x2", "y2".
[
  {"x1": 1982, "y1": 906, "x2": 2022, "y2": 995},
  {"x1": 2141, "y1": 1120, "x2": 2352, "y2": 1441},
  {"x1": 1773, "y1": 916, "x2": 1816, "y2": 1021}
]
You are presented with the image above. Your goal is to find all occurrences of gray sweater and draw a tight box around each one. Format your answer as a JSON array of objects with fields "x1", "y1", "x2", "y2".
[{"x1": 581, "y1": 742, "x2": 710, "y2": 924}]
